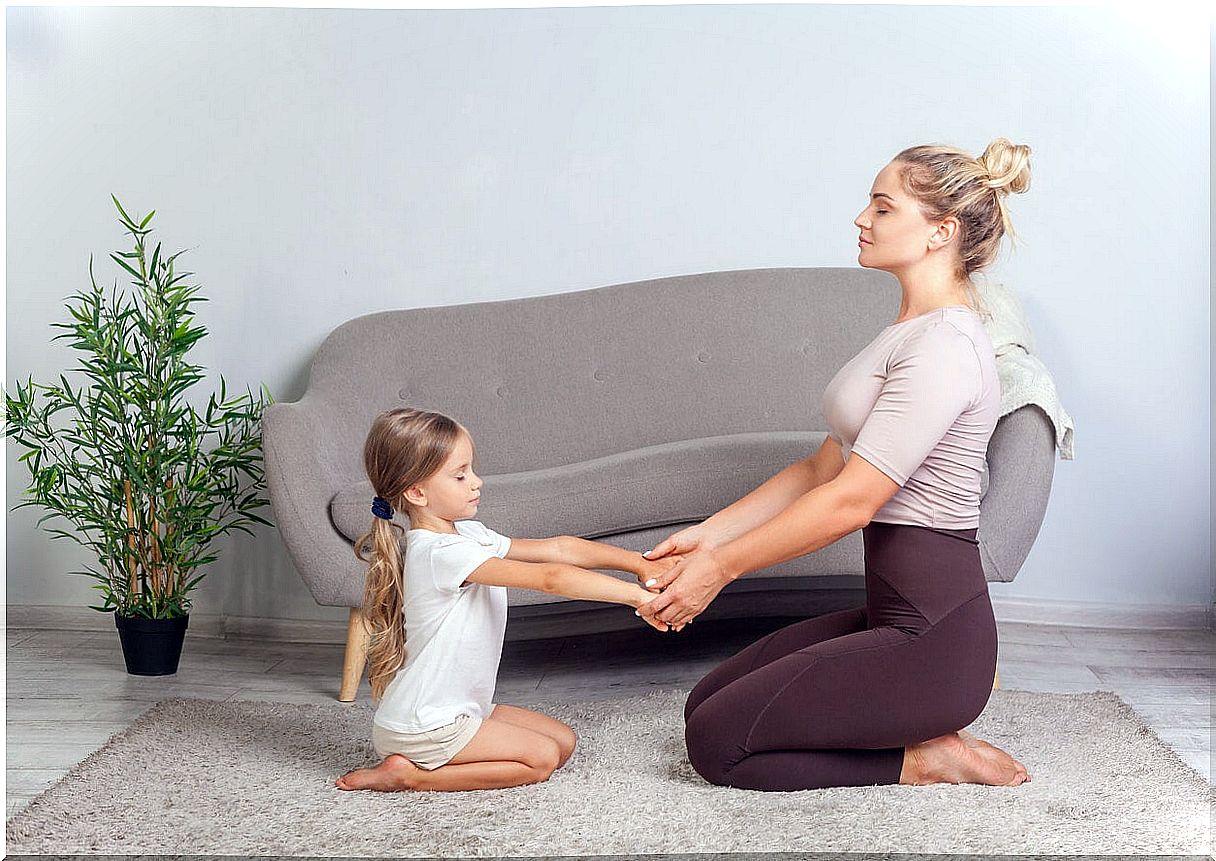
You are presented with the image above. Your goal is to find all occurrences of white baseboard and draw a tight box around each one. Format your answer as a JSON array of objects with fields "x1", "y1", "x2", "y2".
[
  {"x1": 989, "y1": 596, "x2": 1213, "y2": 631},
  {"x1": 7, "y1": 594, "x2": 1213, "y2": 643},
  {"x1": 5, "y1": 604, "x2": 230, "y2": 639}
]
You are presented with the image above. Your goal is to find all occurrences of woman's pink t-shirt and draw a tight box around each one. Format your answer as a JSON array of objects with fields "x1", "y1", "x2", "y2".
[{"x1": 821, "y1": 305, "x2": 999, "y2": 529}]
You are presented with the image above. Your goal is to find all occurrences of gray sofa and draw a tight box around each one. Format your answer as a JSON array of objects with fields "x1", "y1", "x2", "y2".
[{"x1": 262, "y1": 267, "x2": 1056, "y2": 701}]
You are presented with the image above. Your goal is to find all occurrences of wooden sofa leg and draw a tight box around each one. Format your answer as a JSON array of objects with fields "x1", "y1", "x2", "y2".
[
  {"x1": 993, "y1": 666, "x2": 1000, "y2": 690},
  {"x1": 339, "y1": 607, "x2": 369, "y2": 703}
]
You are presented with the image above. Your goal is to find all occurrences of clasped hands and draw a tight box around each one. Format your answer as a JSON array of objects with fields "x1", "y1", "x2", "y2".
[{"x1": 630, "y1": 525, "x2": 732, "y2": 633}]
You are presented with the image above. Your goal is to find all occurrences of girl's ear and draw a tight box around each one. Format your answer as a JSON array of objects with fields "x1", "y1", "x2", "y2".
[{"x1": 404, "y1": 485, "x2": 425, "y2": 507}]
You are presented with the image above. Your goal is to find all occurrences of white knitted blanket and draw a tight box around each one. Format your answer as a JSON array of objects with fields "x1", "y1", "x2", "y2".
[{"x1": 977, "y1": 281, "x2": 1075, "y2": 460}]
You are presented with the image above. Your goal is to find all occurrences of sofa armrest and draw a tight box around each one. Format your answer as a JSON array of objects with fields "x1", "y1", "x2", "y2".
[
  {"x1": 263, "y1": 398, "x2": 369, "y2": 607},
  {"x1": 977, "y1": 404, "x2": 1057, "y2": 583}
]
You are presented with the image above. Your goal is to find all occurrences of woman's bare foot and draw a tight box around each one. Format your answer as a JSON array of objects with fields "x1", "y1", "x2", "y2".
[
  {"x1": 957, "y1": 729, "x2": 1031, "y2": 783},
  {"x1": 335, "y1": 754, "x2": 422, "y2": 791},
  {"x1": 901, "y1": 730, "x2": 1030, "y2": 786}
]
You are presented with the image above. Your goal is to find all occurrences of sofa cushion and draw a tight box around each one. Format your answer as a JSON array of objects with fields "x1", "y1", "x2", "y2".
[
  {"x1": 329, "y1": 431, "x2": 993, "y2": 607},
  {"x1": 331, "y1": 431, "x2": 992, "y2": 545},
  {"x1": 331, "y1": 431, "x2": 825, "y2": 544}
]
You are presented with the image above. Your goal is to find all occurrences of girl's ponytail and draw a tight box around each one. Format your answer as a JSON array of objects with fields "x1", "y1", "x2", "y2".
[
  {"x1": 356, "y1": 408, "x2": 468, "y2": 702},
  {"x1": 355, "y1": 513, "x2": 406, "y2": 703}
]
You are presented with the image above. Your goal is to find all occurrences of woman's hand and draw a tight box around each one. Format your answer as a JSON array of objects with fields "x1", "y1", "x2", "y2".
[
  {"x1": 636, "y1": 548, "x2": 732, "y2": 630},
  {"x1": 634, "y1": 554, "x2": 684, "y2": 592},
  {"x1": 642, "y1": 523, "x2": 723, "y2": 591},
  {"x1": 627, "y1": 585, "x2": 676, "y2": 632}
]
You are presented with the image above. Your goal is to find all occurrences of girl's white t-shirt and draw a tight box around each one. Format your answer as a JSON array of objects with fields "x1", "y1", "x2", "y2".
[
  {"x1": 821, "y1": 305, "x2": 1000, "y2": 530},
  {"x1": 373, "y1": 520, "x2": 511, "y2": 734}
]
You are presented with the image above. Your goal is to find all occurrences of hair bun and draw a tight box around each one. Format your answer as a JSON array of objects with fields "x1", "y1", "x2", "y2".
[{"x1": 980, "y1": 138, "x2": 1032, "y2": 196}]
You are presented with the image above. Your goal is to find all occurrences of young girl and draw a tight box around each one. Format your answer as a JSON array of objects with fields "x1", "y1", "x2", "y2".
[{"x1": 335, "y1": 407, "x2": 678, "y2": 793}]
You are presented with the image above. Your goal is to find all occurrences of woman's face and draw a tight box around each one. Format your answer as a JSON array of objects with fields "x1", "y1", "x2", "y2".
[{"x1": 854, "y1": 161, "x2": 940, "y2": 273}]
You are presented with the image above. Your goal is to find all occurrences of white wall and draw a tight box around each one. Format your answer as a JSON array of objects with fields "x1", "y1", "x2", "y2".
[{"x1": 5, "y1": 5, "x2": 1211, "y2": 625}]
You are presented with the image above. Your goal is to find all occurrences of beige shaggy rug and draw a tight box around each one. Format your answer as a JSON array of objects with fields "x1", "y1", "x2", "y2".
[{"x1": 5, "y1": 688, "x2": 1212, "y2": 856}]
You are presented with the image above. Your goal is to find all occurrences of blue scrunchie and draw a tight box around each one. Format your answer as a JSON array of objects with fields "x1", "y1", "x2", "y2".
[{"x1": 371, "y1": 496, "x2": 394, "y2": 520}]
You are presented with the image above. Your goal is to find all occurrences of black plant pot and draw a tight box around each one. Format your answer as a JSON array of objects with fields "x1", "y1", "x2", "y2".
[{"x1": 114, "y1": 613, "x2": 189, "y2": 676}]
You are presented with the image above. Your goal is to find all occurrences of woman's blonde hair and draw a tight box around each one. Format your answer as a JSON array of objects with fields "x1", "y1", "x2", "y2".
[
  {"x1": 892, "y1": 137, "x2": 1033, "y2": 321},
  {"x1": 353, "y1": 407, "x2": 470, "y2": 702}
]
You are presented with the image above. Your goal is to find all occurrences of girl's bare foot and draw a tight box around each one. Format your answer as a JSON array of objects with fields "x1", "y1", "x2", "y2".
[
  {"x1": 901, "y1": 730, "x2": 1030, "y2": 786},
  {"x1": 335, "y1": 754, "x2": 422, "y2": 791}
]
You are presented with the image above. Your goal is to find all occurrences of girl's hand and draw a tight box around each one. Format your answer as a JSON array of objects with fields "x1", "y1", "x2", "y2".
[
  {"x1": 636, "y1": 549, "x2": 731, "y2": 630},
  {"x1": 629, "y1": 586, "x2": 673, "y2": 632},
  {"x1": 635, "y1": 554, "x2": 684, "y2": 592}
]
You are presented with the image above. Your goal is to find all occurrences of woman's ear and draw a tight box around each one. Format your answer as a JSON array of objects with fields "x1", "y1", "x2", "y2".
[{"x1": 929, "y1": 215, "x2": 961, "y2": 249}]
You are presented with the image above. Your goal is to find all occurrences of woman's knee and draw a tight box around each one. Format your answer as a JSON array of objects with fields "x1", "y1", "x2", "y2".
[
  {"x1": 684, "y1": 660, "x2": 742, "y2": 723},
  {"x1": 683, "y1": 678, "x2": 712, "y2": 723},
  {"x1": 684, "y1": 706, "x2": 740, "y2": 786}
]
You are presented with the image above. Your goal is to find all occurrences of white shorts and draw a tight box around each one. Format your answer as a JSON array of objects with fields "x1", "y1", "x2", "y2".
[{"x1": 372, "y1": 714, "x2": 483, "y2": 770}]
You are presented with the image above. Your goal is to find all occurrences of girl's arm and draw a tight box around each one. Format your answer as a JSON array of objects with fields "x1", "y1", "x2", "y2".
[
  {"x1": 507, "y1": 536, "x2": 680, "y2": 587},
  {"x1": 465, "y1": 557, "x2": 669, "y2": 631}
]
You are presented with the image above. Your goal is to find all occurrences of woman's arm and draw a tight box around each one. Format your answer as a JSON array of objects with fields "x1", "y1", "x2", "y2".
[
  {"x1": 715, "y1": 453, "x2": 896, "y2": 580},
  {"x1": 647, "y1": 435, "x2": 847, "y2": 559},
  {"x1": 638, "y1": 452, "x2": 901, "y2": 628},
  {"x1": 465, "y1": 556, "x2": 668, "y2": 631}
]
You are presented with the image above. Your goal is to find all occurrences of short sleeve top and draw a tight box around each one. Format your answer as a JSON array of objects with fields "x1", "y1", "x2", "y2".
[
  {"x1": 821, "y1": 305, "x2": 1000, "y2": 529},
  {"x1": 372, "y1": 520, "x2": 512, "y2": 733}
]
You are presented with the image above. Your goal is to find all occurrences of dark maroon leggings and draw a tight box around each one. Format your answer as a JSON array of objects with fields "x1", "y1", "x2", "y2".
[{"x1": 683, "y1": 520, "x2": 998, "y2": 790}]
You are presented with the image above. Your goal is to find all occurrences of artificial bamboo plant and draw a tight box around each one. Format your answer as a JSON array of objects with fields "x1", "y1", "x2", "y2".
[{"x1": 4, "y1": 197, "x2": 275, "y2": 619}]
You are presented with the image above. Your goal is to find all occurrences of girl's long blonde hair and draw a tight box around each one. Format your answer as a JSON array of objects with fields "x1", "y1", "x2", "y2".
[
  {"x1": 892, "y1": 137, "x2": 1033, "y2": 322},
  {"x1": 354, "y1": 408, "x2": 468, "y2": 702}
]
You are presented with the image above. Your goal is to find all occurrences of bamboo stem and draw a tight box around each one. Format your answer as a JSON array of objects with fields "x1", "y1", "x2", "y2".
[
  {"x1": 124, "y1": 478, "x2": 138, "y2": 597},
  {"x1": 147, "y1": 436, "x2": 161, "y2": 600},
  {"x1": 165, "y1": 474, "x2": 175, "y2": 593}
]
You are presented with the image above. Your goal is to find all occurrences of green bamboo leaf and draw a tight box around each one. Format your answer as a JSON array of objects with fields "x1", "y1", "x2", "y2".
[
  {"x1": 111, "y1": 194, "x2": 135, "y2": 225},
  {"x1": 11, "y1": 199, "x2": 276, "y2": 617},
  {"x1": 109, "y1": 253, "x2": 142, "y2": 281},
  {"x1": 139, "y1": 210, "x2": 156, "y2": 229}
]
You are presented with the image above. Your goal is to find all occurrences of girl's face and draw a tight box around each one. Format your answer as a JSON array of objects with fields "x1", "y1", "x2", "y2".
[
  {"x1": 408, "y1": 433, "x2": 482, "y2": 522},
  {"x1": 854, "y1": 161, "x2": 944, "y2": 273}
]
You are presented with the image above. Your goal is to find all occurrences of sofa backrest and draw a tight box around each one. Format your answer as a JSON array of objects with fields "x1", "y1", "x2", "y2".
[{"x1": 307, "y1": 267, "x2": 899, "y2": 478}]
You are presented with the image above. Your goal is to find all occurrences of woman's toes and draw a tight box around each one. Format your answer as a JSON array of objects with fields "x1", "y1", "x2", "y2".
[
  {"x1": 920, "y1": 728, "x2": 1033, "y2": 787},
  {"x1": 981, "y1": 748, "x2": 1027, "y2": 786}
]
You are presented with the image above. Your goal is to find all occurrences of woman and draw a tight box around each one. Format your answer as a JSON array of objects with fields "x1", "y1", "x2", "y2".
[{"x1": 637, "y1": 139, "x2": 1033, "y2": 790}]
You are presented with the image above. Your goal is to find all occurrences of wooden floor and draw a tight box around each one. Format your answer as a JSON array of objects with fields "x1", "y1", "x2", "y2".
[{"x1": 6, "y1": 615, "x2": 1212, "y2": 818}]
